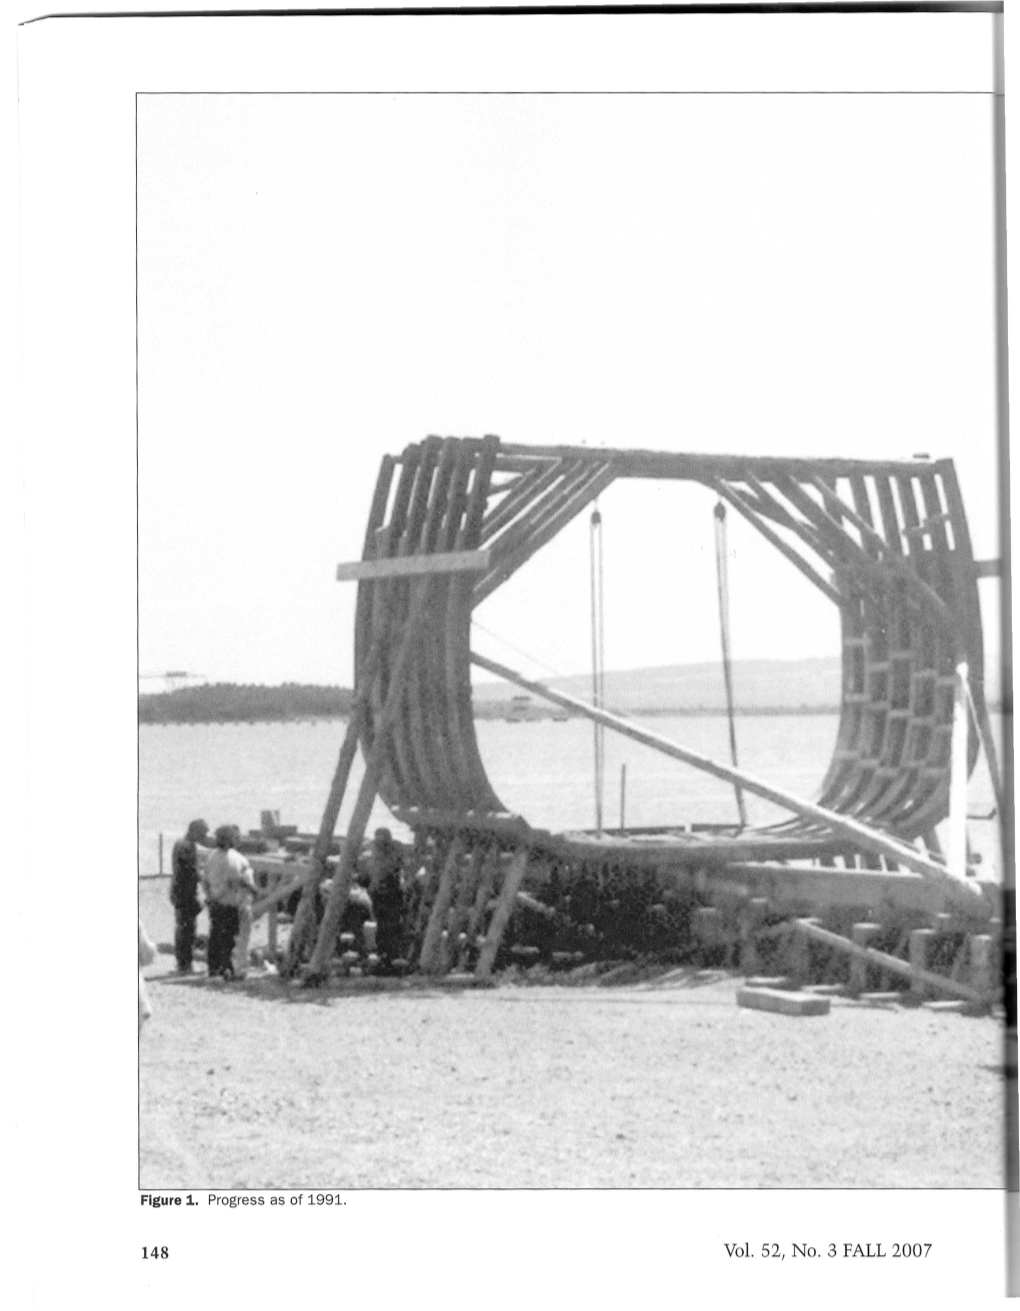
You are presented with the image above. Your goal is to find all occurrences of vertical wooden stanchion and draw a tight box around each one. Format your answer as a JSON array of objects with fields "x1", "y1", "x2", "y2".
[
  {"x1": 158, "y1": 833, "x2": 164, "y2": 877},
  {"x1": 267, "y1": 870, "x2": 279, "y2": 958},
  {"x1": 462, "y1": 847, "x2": 497, "y2": 969},
  {"x1": 969, "y1": 934, "x2": 993, "y2": 1003},
  {"x1": 475, "y1": 849, "x2": 530, "y2": 979},
  {"x1": 446, "y1": 845, "x2": 484, "y2": 973},
  {"x1": 850, "y1": 923, "x2": 882, "y2": 993},
  {"x1": 909, "y1": 929, "x2": 937, "y2": 1000},
  {"x1": 789, "y1": 918, "x2": 818, "y2": 986},
  {"x1": 738, "y1": 898, "x2": 768, "y2": 976},
  {"x1": 419, "y1": 836, "x2": 466, "y2": 974},
  {"x1": 948, "y1": 662, "x2": 969, "y2": 881}
]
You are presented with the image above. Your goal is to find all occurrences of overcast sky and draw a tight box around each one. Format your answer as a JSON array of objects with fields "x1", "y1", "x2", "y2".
[{"x1": 137, "y1": 91, "x2": 1002, "y2": 692}]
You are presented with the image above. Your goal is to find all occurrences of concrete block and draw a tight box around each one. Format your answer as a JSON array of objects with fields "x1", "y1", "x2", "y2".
[{"x1": 737, "y1": 987, "x2": 831, "y2": 1017}]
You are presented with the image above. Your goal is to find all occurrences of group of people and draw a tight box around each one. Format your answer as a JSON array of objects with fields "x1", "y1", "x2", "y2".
[
  {"x1": 170, "y1": 819, "x2": 413, "y2": 979},
  {"x1": 170, "y1": 819, "x2": 258, "y2": 980}
]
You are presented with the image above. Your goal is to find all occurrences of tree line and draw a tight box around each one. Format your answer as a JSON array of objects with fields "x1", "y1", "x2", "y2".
[{"x1": 139, "y1": 682, "x2": 355, "y2": 724}]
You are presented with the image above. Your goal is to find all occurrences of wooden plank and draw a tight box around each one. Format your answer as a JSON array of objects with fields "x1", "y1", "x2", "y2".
[
  {"x1": 975, "y1": 558, "x2": 1003, "y2": 577},
  {"x1": 737, "y1": 987, "x2": 831, "y2": 1016},
  {"x1": 496, "y1": 443, "x2": 940, "y2": 481},
  {"x1": 475, "y1": 849, "x2": 530, "y2": 979},
  {"x1": 948, "y1": 662, "x2": 970, "y2": 879},
  {"x1": 792, "y1": 918, "x2": 988, "y2": 1005},
  {"x1": 709, "y1": 479, "x2": 844, "y2": 606},
  {"x1": 418, "y1": 836, "x2": 466, "y2": 974},
  {"x1": 468, "y1": 651, "x2": 991, "y2": 912},
  {"x1": 337, "y1": 549, "x2": 491, "y2": 581},
  {"x1": 481, "y1": 459, "x2": 566, "y2": 541},
  {"x1": 474, "y1": 463, "x2": 616, "y2": 605},
  {"x1": 306, "y1": 578, "x2": 435, "y2": 977}
]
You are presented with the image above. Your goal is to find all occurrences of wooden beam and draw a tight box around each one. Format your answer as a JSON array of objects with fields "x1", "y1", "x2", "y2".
[
  {"x1": 709, "y1": 479, "x2": 844, "y2": 607},
  {"x1": 468, "y1": 651, "x2": 991, "y2": 912},
  {"x1": 495, "y1": 443, "x2": 943, "y2": 482},
  {"x1": 306, "y1": 578, "x2": 435, "y2": 976},
  {"x1": 418, "y1": 836, "x2": 466, "y2": 974},
  {"x1": 975, "y1": 558, "x2": 1003, "y2": 578},
  {"x1": 792, "y1": 918, "x2": 988, "y2": 1005},
  {"x1": 475, "y1": 848, "x2": 531, "y2": 979},
  {"x1": 336, "y1": 549, "x2": 491, "y2": 581}
]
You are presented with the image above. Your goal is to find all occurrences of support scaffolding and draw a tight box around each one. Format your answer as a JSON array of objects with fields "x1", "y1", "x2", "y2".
[{"x1": 283, "y1": 435, "x2": 1001, "y2": 986}]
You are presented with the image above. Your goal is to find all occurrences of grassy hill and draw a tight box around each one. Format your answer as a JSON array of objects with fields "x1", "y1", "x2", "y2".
[{"x1": 472, "y1": 656, "x2": 844, "y2": 715}]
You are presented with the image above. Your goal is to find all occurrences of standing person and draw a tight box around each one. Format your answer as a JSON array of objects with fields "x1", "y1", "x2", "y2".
[
  {"x1": 202, "y1": 825, "x2": 258, "y2": 979},
  {"x1": 139, "y1": 919, "x2": 157, "y2": 1034},
  {"x1": 169, "y1": 819, "x2": 208, "y2": 974},
  {"x1": 371, "y1": 827, "x2": 405, "y2": 971}
]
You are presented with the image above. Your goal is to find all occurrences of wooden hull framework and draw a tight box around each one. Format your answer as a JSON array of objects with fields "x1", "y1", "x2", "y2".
[{"x1": 283, "y1": 437, "x2": 1001, "y2": 986}]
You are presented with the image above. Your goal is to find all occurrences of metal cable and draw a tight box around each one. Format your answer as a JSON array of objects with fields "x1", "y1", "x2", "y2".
[{"x1": 714, "y1": 501, "x2": 747, "y2": 827}]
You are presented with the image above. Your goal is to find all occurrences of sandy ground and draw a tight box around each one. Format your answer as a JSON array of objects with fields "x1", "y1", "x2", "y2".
[{"x1": 139, "y1": 880, "x2": 1008, "y2": 1190}]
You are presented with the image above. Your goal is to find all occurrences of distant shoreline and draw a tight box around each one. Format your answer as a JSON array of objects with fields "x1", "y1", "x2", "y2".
[
  {"x1": 139, "y1": 704, "x2": 848, "y2": 726},
  {"x1": 139, "y1": 680, "x2": 1003, "y2": 726}
]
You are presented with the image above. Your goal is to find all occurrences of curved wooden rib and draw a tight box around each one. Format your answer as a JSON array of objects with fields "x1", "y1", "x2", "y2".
[{"x1": 354, "y1": 438, "x2": 985, "y2": 850}]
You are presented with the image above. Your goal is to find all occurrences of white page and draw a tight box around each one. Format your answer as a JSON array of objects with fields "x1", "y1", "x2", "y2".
[{"x1": 14, "y1": 5, "x2": 1015, "y2": 1306}]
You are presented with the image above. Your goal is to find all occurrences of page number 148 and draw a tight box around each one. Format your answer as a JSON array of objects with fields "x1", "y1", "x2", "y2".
[{"x1": 142, "y1": 1247, "x2": 169, "y2": 1259}]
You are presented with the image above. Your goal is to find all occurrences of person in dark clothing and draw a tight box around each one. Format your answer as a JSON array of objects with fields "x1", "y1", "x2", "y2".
[
  {"x1": 337, "y1": 871, "x2": 375, "y2": 953},
  {"x1": 371, "y1": 827, "x2": 405, "y2": 969},
  {"x1": 169, "y1": 819, "x2": 209, "y2": 974}
]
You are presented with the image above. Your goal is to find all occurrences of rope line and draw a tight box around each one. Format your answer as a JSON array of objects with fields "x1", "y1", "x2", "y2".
[
  {"x1": 713, "y1": 501, "x2": 747, "y2": 828},
  {"x1": 469, "y1": 618, "x2": 566, "y2": 682},
  {"x1": 590, "y1": 505, "x2": 606, "y2": 834}
]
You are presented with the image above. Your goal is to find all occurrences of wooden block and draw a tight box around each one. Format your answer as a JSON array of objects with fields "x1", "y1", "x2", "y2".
[
  {"x1": 737, "y1": 987, "x2": 831, "y2": 1017},
  {"x1": 850, "y1": 922, "x2": 882, "y2": 993},
  {"x1": 909, "y1": 928, "x2": 937, "y2": 998},
  {"x1": 969, "y1": 934, "x2": 994, "y2": 1000},
  {"x1": 923, "y1": 999, "x2": 968, "y2": 1014}
]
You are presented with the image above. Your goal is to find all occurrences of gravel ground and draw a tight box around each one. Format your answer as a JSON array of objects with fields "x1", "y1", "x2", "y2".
[{"x1": 140, "y1": 887, "x2": 1007, "y2": 1191}]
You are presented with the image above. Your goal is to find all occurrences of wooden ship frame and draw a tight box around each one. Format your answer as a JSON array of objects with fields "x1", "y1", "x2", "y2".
[{"x1": 253, "y1": 435, "x2": 1004, "y2": 1004}]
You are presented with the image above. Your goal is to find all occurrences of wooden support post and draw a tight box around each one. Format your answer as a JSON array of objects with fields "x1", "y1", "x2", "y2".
[
  {"x1": 475, "y1": 849, "x2": 530, "y2": 979},
  {"x1": 281, "y1": 616, "x2": 392, "y2": 972},
  {"x1": 850, "y1": 923, "x2": 882, "y2": 993},
  {"x1": 462, "y1": 848, "x2": 498, "y2": 969},
  {"x1": 909, "y1": 929, "x2": 937, "y2": 1000},
  {"x1": 789, "y1": 918, "x2": 816, "y2": 985},
  {"x1": 738, "y1": 897, "x2": 768, "y2": 976},
  {"x1": 693, "y1": 906, "x2": 721, "y2": 956},
  {"x1": 948, "y1": 662, "x2": 969, "y2": 881},
  {"x1": 419, "y1": 836, "x2": 466, "y2": 974},
  {"x1": 307, "y1": 580, "x2": 434, "y2": 977},
  {"x1": 267, "y1": 872, "x2": 279, "y2": 957},
  {"x1": 446, "y1": 845, "x2": 485, "y2": 972},
  {"x1": 969, "y1": 934, "x2": 994, "y2": 1001}
]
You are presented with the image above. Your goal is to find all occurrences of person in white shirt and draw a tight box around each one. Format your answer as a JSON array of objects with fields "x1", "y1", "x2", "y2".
[{"x1": 201, "y1": 825, "x2": 257, "y2": 979}]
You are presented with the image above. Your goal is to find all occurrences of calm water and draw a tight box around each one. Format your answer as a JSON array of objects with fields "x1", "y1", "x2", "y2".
[{"x1": 139, "y1": 712, "x2": 1002, "y2": 875}]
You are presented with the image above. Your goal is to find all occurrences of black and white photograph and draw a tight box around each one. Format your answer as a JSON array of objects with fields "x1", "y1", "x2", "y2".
[{"x1": 14, "y1": 3, "x2": 1016, "y2": 1303}]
